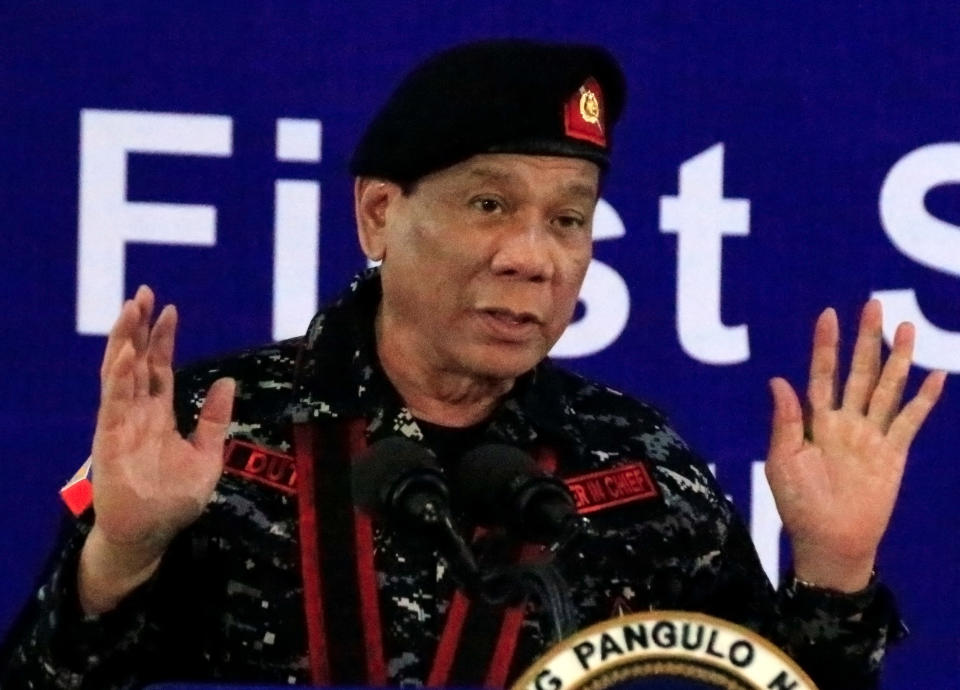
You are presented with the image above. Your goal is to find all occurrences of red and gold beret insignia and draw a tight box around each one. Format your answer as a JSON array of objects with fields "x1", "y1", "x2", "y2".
[{"x1": 564, "y1": 77, "x2": 606, "y2": 147}]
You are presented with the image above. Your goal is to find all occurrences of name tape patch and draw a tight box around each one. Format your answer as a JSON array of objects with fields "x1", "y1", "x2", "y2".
[
  {"x1": 224, "y1": 440, "x2": 297, "y2": 494},
  {"x1": 564, "y1": 462, "x2": 658, "y2": 514},
  {"x1": 59, "y1": 442, "x2": 299, "y2": 516}
]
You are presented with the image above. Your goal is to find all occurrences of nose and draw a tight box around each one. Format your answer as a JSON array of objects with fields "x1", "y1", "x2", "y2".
[{"x1": 489, "y1": 215, "x2": 554, "y2": 283}]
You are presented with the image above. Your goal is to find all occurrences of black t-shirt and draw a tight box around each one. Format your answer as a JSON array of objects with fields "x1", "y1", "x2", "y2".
[{"x1": 414, "y1": 417, "x2": 490, "y2": 468}]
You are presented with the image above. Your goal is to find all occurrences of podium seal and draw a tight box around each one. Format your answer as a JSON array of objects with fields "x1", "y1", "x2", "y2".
[{"x1": 511, "y1": 611, "x2": 817, "y2": 690}]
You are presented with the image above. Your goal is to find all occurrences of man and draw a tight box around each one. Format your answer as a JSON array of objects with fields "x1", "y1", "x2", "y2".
[{"x1": 0, "y1": 40, "x2": 945, "y2": 689}]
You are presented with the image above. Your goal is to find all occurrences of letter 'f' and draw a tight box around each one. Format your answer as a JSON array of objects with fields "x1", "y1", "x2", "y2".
[{"x1": 77, "y1": 109, "x2": 232, "y2": 334}]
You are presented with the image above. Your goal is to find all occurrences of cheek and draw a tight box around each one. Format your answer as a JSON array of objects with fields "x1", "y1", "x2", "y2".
[
  {"x1": 549, "y1": 249, "x2": 591, "y2": 321},
  {"x1": 387, "y1": 239, "x2": 481, "y2": 318},
  {"x1": 558, "y1": 245, "x2": 592, "y2": 296},
  {"x1": 406, "y1": 214, "x2": 487, "y2": 270},
  {"x1": 426, "y1": 240, "x2": 497, "y2": 300}
]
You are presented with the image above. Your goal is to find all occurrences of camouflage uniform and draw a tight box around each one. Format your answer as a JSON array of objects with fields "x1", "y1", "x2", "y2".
[{"x1": 0, "y1": 270, "x2": 900, "y2": 689}]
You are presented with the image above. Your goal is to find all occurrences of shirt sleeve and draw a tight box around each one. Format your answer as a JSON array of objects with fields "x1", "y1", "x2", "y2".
[
  {"x1": 712, "y1": 504, "x2": 904, "y2": 690},
  {"x1": 0, "y1": 515, "x2": 214, "y2": 690}
]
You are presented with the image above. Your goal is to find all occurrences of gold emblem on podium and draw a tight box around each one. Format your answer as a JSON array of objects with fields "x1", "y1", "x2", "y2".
[{"x1": 512, "y1": 611, "x2": 817, "y2": 690}]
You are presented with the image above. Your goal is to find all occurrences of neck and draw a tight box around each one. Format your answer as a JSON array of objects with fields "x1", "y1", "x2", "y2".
[{"x1": 375, "y1": 311, "x2": 514, "y2": 428}]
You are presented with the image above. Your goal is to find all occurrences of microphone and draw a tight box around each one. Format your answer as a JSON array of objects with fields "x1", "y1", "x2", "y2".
[
  {"x1": 352, "y1": 436, "x2": 448, "y2": 525},
  {"x1": 351, "y1": 436, "x2": 479, "y2": 583},
  {"x1": 453, "y1": 444, "x2": 591, "y2": 546},
  {"x1": 454, "y1": 443, "x2": 585, "y2": 642}
]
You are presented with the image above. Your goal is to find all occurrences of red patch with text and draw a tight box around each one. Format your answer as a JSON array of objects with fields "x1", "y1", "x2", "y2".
[
  {"x1": 564, "y1": 462, "x2": 658, "y2": 514},
  {"x1": 224, "y1": 440, "x2": 297, "y2": 494}
]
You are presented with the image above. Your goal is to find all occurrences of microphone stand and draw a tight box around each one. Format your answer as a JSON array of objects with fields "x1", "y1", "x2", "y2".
[
  {"x1": 398, "y1": 488, "x2": 482, "y2": 592},
  {"x1": 473, "y1": 516, "x2": 596, "y2": 644},
  {"x1": 478, "y1": 561, "x2": 579, "y2": 644}
]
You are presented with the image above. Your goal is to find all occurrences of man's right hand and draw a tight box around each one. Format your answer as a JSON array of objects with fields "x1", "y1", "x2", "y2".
[{"x1": 78, "y1": 285, "x2": 235, "y2": 615}]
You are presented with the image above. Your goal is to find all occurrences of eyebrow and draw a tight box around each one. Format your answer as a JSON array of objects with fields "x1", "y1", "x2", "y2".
[
  {"x1": 560, "y1": 181, "x2": 601, "y2": 201},
  {"x1": 466, "y1": 166, "x2": 599, "y2": 200},
  {"x1": 466, "y1": 166, "x2": 514, "y2": 184}
]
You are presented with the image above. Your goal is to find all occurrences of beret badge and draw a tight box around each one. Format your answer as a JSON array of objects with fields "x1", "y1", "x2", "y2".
[{"x1": 564, "y1": 77, "x2": 606, "y2": 147}]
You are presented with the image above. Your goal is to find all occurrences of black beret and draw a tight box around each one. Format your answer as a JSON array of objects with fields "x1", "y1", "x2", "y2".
[{"x1": 349, "y1": 39, "x2": 626, "y2": 184}]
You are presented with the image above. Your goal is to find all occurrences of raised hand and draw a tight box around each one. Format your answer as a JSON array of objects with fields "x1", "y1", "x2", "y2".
[
  {"x1": 765, "y1": 300, "x2": 945, "y2": 592},
  {"x1": 78, "y1": 286, "x2": 235, "y2": 614}
]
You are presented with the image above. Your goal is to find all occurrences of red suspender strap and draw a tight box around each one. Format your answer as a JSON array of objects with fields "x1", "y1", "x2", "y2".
[
  {"x1": 293, "y1": 419, "x2": 388, "y2": 686},
  {"x1": 533, "y1": 445, "x2": 559, "y2": 474},
  {"x1": 430, "y1": 445, "x2": 561, "y2": 688},
  {"x1": 426, "y1": 589, "x2": 472, "y2": 686},
  {"x1": 345, "y1": 419, "x2": 388, "y2": 686},
  {"x1": 296, "y1": 425, "x2": 561, "y2": 688},
  {"x1": 293, "y1": 422, "x2": 329, "y2": 685},
  {"x1": 484, "y1": 445, "x2": 560, "y2": 687},
  {"x1": 484, "y1": 546, "x2": 536, "y2": 688}
]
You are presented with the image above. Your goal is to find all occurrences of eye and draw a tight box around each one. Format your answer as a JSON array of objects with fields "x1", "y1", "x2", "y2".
[
  {"x1": 553, "y1": 213, "x2": 587, "y2": 231},
  {"x1": 471, "y1": 196, "x2": 505, "y2": 214}
]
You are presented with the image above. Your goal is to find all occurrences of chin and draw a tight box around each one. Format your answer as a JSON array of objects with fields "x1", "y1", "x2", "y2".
[{"x1": 461, "y1": 345, "x2": 545, "y2": 381}]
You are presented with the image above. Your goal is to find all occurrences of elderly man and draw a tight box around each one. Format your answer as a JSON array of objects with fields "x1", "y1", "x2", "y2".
[{"x1": 0, "y1": 40, "x2": 944, "y2": 689}]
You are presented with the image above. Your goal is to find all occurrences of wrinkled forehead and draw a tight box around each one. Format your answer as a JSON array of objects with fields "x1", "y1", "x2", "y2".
[{"x1": 415, "y1": 153, "x2": 602, "y2": 201}]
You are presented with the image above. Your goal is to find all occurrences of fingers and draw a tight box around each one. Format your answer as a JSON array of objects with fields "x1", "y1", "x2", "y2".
[
  {"x1": 147, "y1": 305, "x2": 178, "y2": 397},
  {"x1": 131, "y1": 286, "x2": 156, "y2": 398},
  {"x1": 101, "y1": 286, "x2": 155, "y2": 383},
  {"x1": 101, "y1": 299, "x2": 139, "y2": 382},
  {"x1": 132, "y1": 284, "x2": 155, "y2": 353},
  {"x1": 842, "y1": 300, "x2": 883, "y2": 413},
  {"x1": 100, "y1": 286, "x2": 180, "y2": 403},
  {"x1": 98, "y1": 341, "x2": 136, "y2": 429},
  {"x1": 191, "y1": 378, "x2": 236, "y2": 457},
  {"x1": 768, "y1": 377, "x2": 805, "y2": 458},
  {"x1": 807, "y1": 307, "x2": 839, "y2": 412},
  {"x1": 887, "y1": 370, "x2": 947, "y2": 455},
  {"x1": 866, "y1": 321, "x2": 914, "y2": 429}
]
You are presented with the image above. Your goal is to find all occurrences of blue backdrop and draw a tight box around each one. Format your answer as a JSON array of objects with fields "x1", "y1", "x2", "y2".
[{"x1": 2, "y1": 3, "x2": 958, "y2": 687}]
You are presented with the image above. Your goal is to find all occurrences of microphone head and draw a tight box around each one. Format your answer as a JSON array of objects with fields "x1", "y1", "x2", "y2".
[
  {"x1": 453, "y1": 443, "x2": 537, "y2": 519},
  {"x1": 351, "y1": 436, "x2": 445, "y2": 515},
  {"x1": 351, "y1": 437, "x2": 480, "y2": 583},
  {"x1": 454, "y1": 444, "x2": 575, "y2": 540}
]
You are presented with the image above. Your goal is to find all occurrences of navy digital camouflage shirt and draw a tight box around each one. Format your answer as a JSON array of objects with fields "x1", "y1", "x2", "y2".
[{"x1": 0, "y1": 270, "x2": 901, "y2": 689}]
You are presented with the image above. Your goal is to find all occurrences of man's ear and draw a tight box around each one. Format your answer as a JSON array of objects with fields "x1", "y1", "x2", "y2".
[{"x1": 354, "y1": 177, "x2": 400, "y2": 262}]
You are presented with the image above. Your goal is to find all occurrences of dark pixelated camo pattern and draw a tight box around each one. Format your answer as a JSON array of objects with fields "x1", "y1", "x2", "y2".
[{"x1": 1, "y1": 271, "x2": 893, "y2": 690}]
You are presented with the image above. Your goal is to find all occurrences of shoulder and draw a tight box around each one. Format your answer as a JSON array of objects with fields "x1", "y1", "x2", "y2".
[
  {"x1": 550, "y1": 365, "x2": 669, "y2": 428},
  {"x1": 545, "y1": 364, "x2": 680, "y2": 457},
  {"x1": 545, "y1": 364, "x2": 731, "y2": 514}
]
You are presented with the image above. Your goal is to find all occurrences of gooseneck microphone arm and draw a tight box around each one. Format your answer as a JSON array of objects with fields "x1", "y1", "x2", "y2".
[
  {"x1": 454, "y1": 443, "x2": 594, "y2": 641},
  {"x1": 353, "y1": 438, "x2": 587, "y2": 642},
  {"x1": 351, "y1": 437, "x2": 480, "y2": 588}
]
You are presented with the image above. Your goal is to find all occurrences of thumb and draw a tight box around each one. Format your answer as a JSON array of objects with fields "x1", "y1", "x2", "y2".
[{"x1": 192, "y1": 377, "x2": 236, "y2": 456}]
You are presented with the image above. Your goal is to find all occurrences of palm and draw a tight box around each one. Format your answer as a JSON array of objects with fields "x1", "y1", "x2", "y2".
[
  {"x1": 90, "y1": 286, "x2": 234, "y2": 554},
  {"x1": 766, "y1": 301, "x2": 944, "y2": 590},
  {"x1": 92, "y1": 397, "x2": 220, "y2": 546},
  {"x1": 771, "y1": 410, "x2": 900, "y2": 562}
]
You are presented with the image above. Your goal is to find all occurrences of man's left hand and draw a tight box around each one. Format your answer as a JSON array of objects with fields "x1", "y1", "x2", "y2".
[{"x1": 765, "y1": 299, "x2": 946, "y2": 592}]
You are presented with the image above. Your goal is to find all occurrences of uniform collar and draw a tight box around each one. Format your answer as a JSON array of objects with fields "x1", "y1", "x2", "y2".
[{"x1": 287, "y1": 269, "x2": 581, "y2": 451}]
